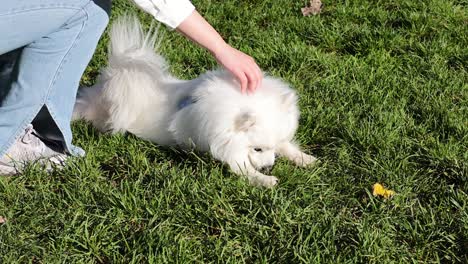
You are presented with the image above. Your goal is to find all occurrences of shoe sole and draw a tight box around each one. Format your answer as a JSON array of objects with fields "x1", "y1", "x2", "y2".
[{"x1": 0, "y1": 164, "x2": 18, "y2": 176}]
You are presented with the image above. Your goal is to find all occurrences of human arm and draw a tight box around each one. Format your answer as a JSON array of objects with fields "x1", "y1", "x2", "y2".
[
  {"x1": 130, "y1": 0, "x2": 262, "y2": 93},
  {"x1": 176, "y1": 10, "x2": 262, "y2": 93}
]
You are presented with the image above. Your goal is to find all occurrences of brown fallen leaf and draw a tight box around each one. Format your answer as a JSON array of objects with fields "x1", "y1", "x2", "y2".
[
  {"x1": 0, "y1": 216, "x2": 7, "y2": 224},
  {"x1": 302, "y1": 0, "x2": 323, "y2": 16}
]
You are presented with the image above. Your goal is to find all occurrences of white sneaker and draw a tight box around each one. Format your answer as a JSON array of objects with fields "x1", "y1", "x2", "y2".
[{"x1": 0, "y1": 125, "x2": 68, "y2": 175}]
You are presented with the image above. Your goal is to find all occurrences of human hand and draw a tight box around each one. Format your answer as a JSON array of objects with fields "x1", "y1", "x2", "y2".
[
  {"x1": 212, "y1": 44, "x2": 263, "y2": 94},
  {"x1": 176, "y1": 11, "x2": 263, "y2": 93}
]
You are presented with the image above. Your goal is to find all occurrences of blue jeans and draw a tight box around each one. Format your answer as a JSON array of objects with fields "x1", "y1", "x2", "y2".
[{"x1": 0, "y1": 0, "x2": 109, "y2": 157}]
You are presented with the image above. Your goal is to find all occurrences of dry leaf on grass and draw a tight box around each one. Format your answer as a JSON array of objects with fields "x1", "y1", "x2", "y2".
[
  {"x1": 302, "y1": 0, "x2": 323, "y2": 16},
  {"x1": 0, "y1": 216, "x2": 7, "y2": 224}
]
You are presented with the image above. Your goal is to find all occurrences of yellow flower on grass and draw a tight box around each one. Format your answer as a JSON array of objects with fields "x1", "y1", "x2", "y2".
[{"x1": 372, "y1": 183, "x2": 395, "y2": 199}]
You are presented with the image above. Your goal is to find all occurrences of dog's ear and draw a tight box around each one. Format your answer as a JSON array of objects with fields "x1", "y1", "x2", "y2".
[
  {"x1": 234, "y1": 112, "x2": 256, "y2": 132},
  {"x1": 281, "y1": 91, "x2": 298, "y2": 108}
]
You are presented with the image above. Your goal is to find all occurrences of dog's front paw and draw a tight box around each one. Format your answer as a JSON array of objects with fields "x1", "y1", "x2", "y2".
[
  {"x1": 251, "y1": 175, "x2": 279, "y2": 188},
  {"x1": 293, "y1": 153, "x2": 318, "y2": 167}
]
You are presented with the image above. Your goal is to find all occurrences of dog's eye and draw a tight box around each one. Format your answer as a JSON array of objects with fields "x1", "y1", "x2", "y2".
[{"x1": 254, "y1": 148, "x2": 263, "y2": 152}]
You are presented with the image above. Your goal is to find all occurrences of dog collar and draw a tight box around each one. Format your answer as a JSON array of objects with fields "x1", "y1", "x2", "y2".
[{"x1": 177, "y1": 95, "x2": 198, "y2": 110}]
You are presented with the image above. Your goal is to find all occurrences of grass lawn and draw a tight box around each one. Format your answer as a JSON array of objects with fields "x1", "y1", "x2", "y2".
[{"x1": 1, "y1": 0, "x2": 467, "y2": 262}]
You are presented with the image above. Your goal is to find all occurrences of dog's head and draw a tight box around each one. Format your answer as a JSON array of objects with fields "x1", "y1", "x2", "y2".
[
  {"x1": 193, "y1": 73, "x2": 300, "y2": 173},
  {"x1": 211, "y1": 77, "x2": 300, "y2": 172},
  {"x1": 233, "y1": 111, "x2": 277, "y2": 171}
]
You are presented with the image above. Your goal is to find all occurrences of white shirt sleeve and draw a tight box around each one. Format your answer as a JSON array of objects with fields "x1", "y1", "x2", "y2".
[{"x1": 131, "y1": 0, "x2": 195, "y2": 29}]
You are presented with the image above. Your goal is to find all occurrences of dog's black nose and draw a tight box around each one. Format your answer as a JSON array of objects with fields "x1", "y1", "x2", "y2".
[{"x1": 260, "y1": 165, "x2": 273, "y2": 173}]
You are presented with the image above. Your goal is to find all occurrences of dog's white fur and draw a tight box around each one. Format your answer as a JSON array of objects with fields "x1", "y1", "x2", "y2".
[{"x1": 73, "y1": 16, "x2": 317, "y2": 187}]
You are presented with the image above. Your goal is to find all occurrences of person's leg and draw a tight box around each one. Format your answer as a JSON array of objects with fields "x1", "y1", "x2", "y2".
[
  {"x1": 0, "y1": 48, "x2": 22, "y2": 102},
  {"x1": 0, "y1": 0, "x2": 109, "y2": 159}
]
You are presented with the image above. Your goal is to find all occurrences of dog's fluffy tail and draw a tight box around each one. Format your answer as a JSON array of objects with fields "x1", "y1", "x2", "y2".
[
  {"x1": 73, "y1": 15, "x2": 170, "y2": 133},
  {"x1": 107, "y1": 15, "x2": 167, "y2": 77}
]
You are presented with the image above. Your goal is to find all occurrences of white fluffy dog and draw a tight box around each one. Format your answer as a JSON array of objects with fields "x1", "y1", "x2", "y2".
[{"x1": 73, "y1": 16, "x2": 317, "y2": 187}]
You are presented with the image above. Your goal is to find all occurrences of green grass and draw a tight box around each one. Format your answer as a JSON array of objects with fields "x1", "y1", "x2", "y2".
[{"x1": 1, "y1": 0, "x2": 467, "y2": 262}]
